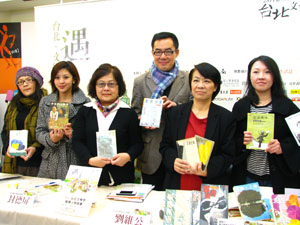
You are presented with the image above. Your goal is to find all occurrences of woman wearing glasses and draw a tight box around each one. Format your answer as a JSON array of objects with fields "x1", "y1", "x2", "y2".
[
  {"x1": 1, "y1": 67, "x2": 47, "y2": 176},
  {"x1": 36, "y1": 61, "x2": 90, "y2": 179},
  {"x1": 159, "y1": 63, "x2": 235, "y2": 190},
  {"x1": 72, "y1": 63, "x2": 143, "y2": 186}
]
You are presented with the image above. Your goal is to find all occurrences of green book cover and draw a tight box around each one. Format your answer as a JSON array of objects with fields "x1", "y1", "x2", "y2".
[{"x1": 246, "y1": 113, "x2": 274, "y2": 150}]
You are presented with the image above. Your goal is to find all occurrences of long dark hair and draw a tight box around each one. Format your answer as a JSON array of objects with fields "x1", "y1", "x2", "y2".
[{"x1": 245, "y1": 55, "x2": 286, "y2": 104}]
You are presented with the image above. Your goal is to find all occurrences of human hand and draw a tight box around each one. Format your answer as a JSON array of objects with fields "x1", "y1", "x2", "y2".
[
  {"x1": 88, "y1": 156, "x2": 111, "y2": 168},
  {"x1": 20, "y1": 146, "x2": 36, "y2": 161},
  {"x1": 111, "y1": 153, "x2": 131, "y2": 167},
  {"x1": 174, "y1": 158, "x2": 192, "y2": 175},
  {"x1": 63, "y1": 123, "x2": 73, "y2": 139},
  {"x1": 49, "y1": 128, "x2": 64, "y2": 143},
  {"x1": 266, "y1": 139, "x2": 282, "y2": 154},
  {"x1": 161, "y1": 96, "x2": 177, "y2": 109},
  {"x1": 190, "y1": 162, "x2": 208, "y2": 177},
  {"x1": 6, "y1": 147, "x2": 15, "y2": 158},
  {"x1": 243, "y1": 131, "x2": 253, "y2": 145}
]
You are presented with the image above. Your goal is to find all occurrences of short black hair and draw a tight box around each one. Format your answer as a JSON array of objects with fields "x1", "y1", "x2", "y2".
[
  {"x1": 189, "y1": 62, "x2": 222, "y2": 100},
  {"x1": 88, "y1": 63, "x2": 126, "y2": 99},
  {"x1": 245, "y1": 55, "x2": 286, "y2": 104},
  {"x1": 151, "y1": 32, "x2": 179, "y2": 49}
]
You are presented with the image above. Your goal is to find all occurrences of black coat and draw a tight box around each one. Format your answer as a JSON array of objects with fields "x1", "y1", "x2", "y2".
[
  {"x1": 72, "y1": 104, "x2": 143, "y2": 186},
  {"x1": 230, "y1": 96, "x2": 300, "y2": 194},
  {"x1": 159, "y1": 101, "x2": 235, "y2": 190}
]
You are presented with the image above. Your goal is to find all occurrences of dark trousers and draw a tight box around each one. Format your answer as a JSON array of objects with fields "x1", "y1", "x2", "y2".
[{"x1": 142, "y1": 162, "x2": 164, "y2": 191}]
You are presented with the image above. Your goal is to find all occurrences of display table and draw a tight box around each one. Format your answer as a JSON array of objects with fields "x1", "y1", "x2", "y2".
[{"x1": 0, "y1": 175, "x2": 165, "y2": 225}]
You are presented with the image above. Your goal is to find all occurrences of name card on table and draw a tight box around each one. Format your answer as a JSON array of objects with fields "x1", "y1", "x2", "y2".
[
  {"x1": 112, "y1": 209, "x2": 152, "y2": 225},
  {"x1": 59, "y1": 165, "x2": 102, "y2": 217},
  {"x1": 6, "y1": 190, "x2": 36, "y2": 207}
]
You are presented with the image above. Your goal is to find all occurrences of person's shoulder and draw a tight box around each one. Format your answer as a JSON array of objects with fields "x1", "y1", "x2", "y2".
[
  {"x1": 178, "y1": 70, "x2": 189, "y2": 76},
  {"x1": 40, "y1": 92, "x2": 56, "y2": 104},
  {"x1": 211, "y1": 102, "x2": 231, "y2": 114},
  {"x1": 134, "y1": 71, "x2": 151, "y2": 83}
]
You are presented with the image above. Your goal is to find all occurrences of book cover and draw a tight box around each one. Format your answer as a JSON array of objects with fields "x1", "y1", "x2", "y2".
[
  {"x1": 195, "y1": 135, "x2": 214, "y2": 172},
  {"x1": 271, "y1": 194, "x2": 300, "y2": 225},
  {"x1": 48, "y1": 102, "x2": 69, "y2": 129},
  {"x1": 106, "y1": 183, "x2": 154, "y2": 203},
  {"x1": 200, "y1": 184, "x2": 228, "y2": 225},
  {"x1": 9, "y1": 130, "x2": 28, "y2": 156},
  {"x1": 96, "y1": 130, "x2": 117, "y2": 158},
  {"x1": 192, "y1": 191, "x2": 201, "y2": 225},
  {"x1": 139, "y1": 98, "x2": 163, "y2": 128},
  {"x1": 59, "y1": 165, "x2": 102, "y2": 217},
  {"x1": 163, "y1": 189, "x2": 193, "y2": 225},
  {"x1": 176, "y1": 136, "x2": 214, "y2": 171},
  {"x1": 233, "y1": 182, "x2": 270, "y2": 221},
  {"x1": 285, "y1": 111, "x2": 300, "y2": 146},
  {"x1": 246, "y1": 113, "x2": 274, "y2": 150}
]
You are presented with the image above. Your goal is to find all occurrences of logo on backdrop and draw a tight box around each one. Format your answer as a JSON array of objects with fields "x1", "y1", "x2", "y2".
[
  {"x1": 259, "y1": 0, "x2": 300, "y2": 20},
  {"x1": 53, "y1": 21, "x2": 90, "y2": 63}
]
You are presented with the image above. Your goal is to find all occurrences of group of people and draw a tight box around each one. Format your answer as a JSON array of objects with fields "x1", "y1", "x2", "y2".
[{"x1": 1, "y1": 32, "x2": 300, "y2": 194}]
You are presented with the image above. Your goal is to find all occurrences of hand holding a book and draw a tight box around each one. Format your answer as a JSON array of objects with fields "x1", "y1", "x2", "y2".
[
  {"x1": 161, "y1": 96, "x2": 176, "y2": 109},
  {"x1": 190, "y1": 162, "x2": 207, "y2": 177},
  {"x1": 174, "y1": 158, "x2": 192, "y2": 175},
  {"x1": 111, "y1": 153, "x2": 131, "y2": 167},
  {"x1": 88, "y1": 156, "x2": 111, "y2": 168},
  {"x1": 63, "y1": 123, "x2": 72, "y2": 139},
  {"x1": 243, "y1": 131, "x2": 253, "y2": 145},
  {"x1": 138, "y1": 116, "x2": 157, "y2": 130},
  {"x1": 266, "y1": 139, "x2": 282, "y2": 154},
  {"x1": 5, "y1": 147, "x2": 15, "y2": 158},
  {"x1": 20, "y1": 146, "x2": 36, "y2": 161},
  {"x1": 50, "y1": 128, "x2": 64, "y2": 143}
]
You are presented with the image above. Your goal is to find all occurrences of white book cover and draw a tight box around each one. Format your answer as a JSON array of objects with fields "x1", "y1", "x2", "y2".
[
  {"x1": 59, "y1": 165, "x2": 102, "y2": 217},
  {"x1": 96, "y1": 130, "x2": 117, "y2": 158},
  {"x1": 285, "y1": 111, "x2": 300, "y2": 146},
  {"x1": 9, "y1": 130, "x2": 28, "y2": 156},
  {"x1": 139, "y1": 98, "x2": 163, "y2": 128}
]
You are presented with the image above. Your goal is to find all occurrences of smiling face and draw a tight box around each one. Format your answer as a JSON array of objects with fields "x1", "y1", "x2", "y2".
[
  {"x1": 17, "y1": 76, "x2": 36, "y2": 97},
  {"x1": 96, "y1": 73, "x2": 119, "y2": 106},
  {"x1": 152, "y1": 38, "x2": 179, "y2": 72},
  {"x1": 54, "y1": 68, "x2": 74, "y2": 95},
  {"x1": 191, "y1": 70, "x2": 217, "y2": 102},
  {"x1": 250, "y1": 60, "x2": 274, "y2": 96}
]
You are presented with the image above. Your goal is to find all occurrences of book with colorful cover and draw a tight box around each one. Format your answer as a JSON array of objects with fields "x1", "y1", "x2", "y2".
[
  {"x1": 285, "y1": 111, "x2": 300, "y2": 146},
  {"x1": 271, "y1": 194, "x2": 300, "y2": 225},
  {"x1": 163, "y1": 189, "x2": 194, "y2": 225},
  {"x1": 233, "y1": 182, "x2": 270, "y2": 221},
  {"x1": 176, "y1": 135, "x2": 214, "y2": 171},
  {"x1": 96, "y1": 130, "x2": 117, "y2": 158},
  {"x1": 246, "y1": 113, "x2": 274, "y2": 150},
  {"x1": 106, "y1": 183, "x2": 154, "y2": 203},
  {"x1": 9, "y1": 130, "x2": 28, "y2": 156},
  {"x1": 48, "y1": 102, "x2": 69, "y2": 129},
  {"x1": 139, "y1": 98, "x2": 163, "y2": 128},
  {"x1": 200, "y1": 184, "x2": 228, "y2": 225},
  {"x1": 59, "y1": 165, "x2": 102, "y2": 217}
]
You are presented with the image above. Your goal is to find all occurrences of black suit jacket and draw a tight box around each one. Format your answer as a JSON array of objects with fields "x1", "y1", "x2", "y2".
[
  {"x1": 72, "y1": 104, "x2": 143, "y2": 186},
  {"x1": 159, "y1": 101, "x2": 235, "y2": 190}
]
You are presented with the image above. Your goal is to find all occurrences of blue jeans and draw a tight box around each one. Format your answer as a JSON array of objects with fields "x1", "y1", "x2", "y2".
[{"x1": 246, "y1": 176, "x2": 272, "y2": 187}]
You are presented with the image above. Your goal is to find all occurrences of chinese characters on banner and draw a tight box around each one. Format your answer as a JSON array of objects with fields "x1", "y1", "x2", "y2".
[
  {"x1": 52, "y1": 21, "x2": 90, "y2": 63},
  {"x1": 259, "y1": 0, "x2": 300, "y2": 20}
]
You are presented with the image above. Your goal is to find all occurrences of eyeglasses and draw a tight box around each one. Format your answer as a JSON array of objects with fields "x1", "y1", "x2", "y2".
[
  {"x1": 152, "y1": 49, "x2": 176, "y2": 57},
  {"x1": 96, "y1": 82, "x2": 118, "y2": 89},
  {"x1": 17, "y1": 77, "x2": 34, "y2": 86}
]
